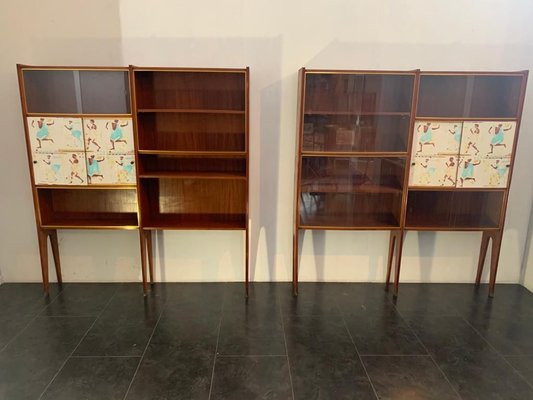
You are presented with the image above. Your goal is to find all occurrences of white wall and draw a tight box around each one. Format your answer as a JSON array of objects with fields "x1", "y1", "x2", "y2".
[{"x1": 1, "y1": 0, "x2": 533, "y2": 284}]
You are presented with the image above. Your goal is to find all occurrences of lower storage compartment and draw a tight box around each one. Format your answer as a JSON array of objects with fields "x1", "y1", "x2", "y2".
[
  {"x1": 405, "y1": 190, "x2": 504, "y2": 229},
  {"x1": 140, "y1": 178, "x2": 246, "y2": 229},
  {"x1": 299, "y1": 191, "x2": 402, "y2": 228},
  {"x1": 37, "y1": 188, "x2": 138, "y2": 228}
]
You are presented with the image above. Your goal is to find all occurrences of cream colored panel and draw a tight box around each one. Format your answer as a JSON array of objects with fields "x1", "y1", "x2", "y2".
[
  {"x1": 409, "y1": 155, "x2": 458, "y2": 187},
  {"x1": 32, "y1": 152, "x2": 87, "y2": 185},
  {"x1": 461, "y1": 121, "x2": 516, "y2": 158},
  {"x1": 83, "y1": 118, "x2": 134, "y2": 154},
  {"x1": 412, "y1": 120, "x2": 462, "y2": 157}
]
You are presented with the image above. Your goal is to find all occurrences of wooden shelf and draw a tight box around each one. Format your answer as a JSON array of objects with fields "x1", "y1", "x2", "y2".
[
  {"x1": 36, "y1": 184, "x2": 136, "y2": 190},
  {"x1": 301, "y1": 181, "x2": 402, "y2": 194},
  {"x1": 408, "y1": 186, "x2": 506, "y2": 192},
  {"x1": 302, "y1": 151, "x2": 408, "y2": 157},
  {"x1": 40, "y1": 212, "x2": 138, "y2": 230},
  {"x1": 299, "y1": 212, "x2": 400, "y2": 229},
  {"x1": 142, "y1": 213, "x2": 246, "y2": 230},
  {"x1": 137, "y1": 108, "x2": 245, "y2": 114},
  {"x1": 139, "y1": 171, "x2": 246, "y2": 180},
  {"x1": 304, "y1": 111, "x2": 410, "y2": 116},
  {"x1": 138, "y1": 149, "x2": 247, "y2": 158},
  {"x1": 405, "y1": 214, "x2": 499, "y2": 230}
]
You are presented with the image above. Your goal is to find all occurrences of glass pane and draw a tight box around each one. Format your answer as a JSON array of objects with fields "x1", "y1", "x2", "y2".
[
  {"x1": 405, "y1": 190, "x2": 503, "y2": 229},
  {"x1": 299, "y1": 157, "x2": 405, "y2": 228},
  {"x1": 417, "y1": 75, "x2": 523, "y2": 118},
  {"x1": 302, "y1": 114, "x2": 410, "y2": 152},
  {"x1": 135, "y1": 71, "x2": 245, "y2": 110},
  {"x1": 469, "y1": 75, "x2": 522, "y2": 118},
  {"x1": 23, "y1": 70, "x2": 79, "y2": 113},
  {"x1": 79, "y1": 71, "x2": 130, "y2": 114},
  {"x1": 304, "y1": 73, "x2": 414, "y2": 114}
]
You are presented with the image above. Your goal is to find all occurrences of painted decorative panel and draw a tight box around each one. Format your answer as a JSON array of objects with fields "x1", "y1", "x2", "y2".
[
  {"x1": 32, "y1": 152, "x2": 87, "y2": 185},
  {"x1": 83, "y1": 118, "x2": 134, "y2": 154},
  {"x1": 27, "y1": 117, "x2": 84, "y2": 153},
  {"x1": 409, "y1": 155, "x2": 458, "y2": 187},
  {"x1": 411, "y1": 120, "x2": 462, "y2": 157},
  {"x1": 460, "y1": 121, "x2": 515, "y2": 158},
  {"x1": 85, "y1": 152, "x2": 135, "y2": 185}
]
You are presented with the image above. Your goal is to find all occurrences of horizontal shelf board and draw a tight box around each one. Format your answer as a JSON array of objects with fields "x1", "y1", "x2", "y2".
[
  {"x1": 405, "y1": 226, "x2": 501, "y2": 232},
  {"x1": 304, "y1": 111, "x2": 411, "y2": 116},
  {"x1": 132, "y1": 67, "x2": 247, "y2": 73},
  {"x1": 420, "y1": 71, "x2": 526, "y2": 76},
  {"x1": 299, "y1": 225, "x2": 402, "y2": 231},
  {"x1": 405, "y1": 215, "x2": 499, "y2": 230},
  {"x1": 138, "y1": 149, "x2": 247, "y2": 158},
  {"x1": 40, "y1": 213, "x2": 139, "y2": 230},
  {"x1": 137, "y1": 109, "x2": 245, "y2": 115},
  {"x1": 300, "y1": 182, "x2": 402, "y2": 194},
  {"x1": 139, "y1": 171, "x2": 247, "y2": 180},
  {"x1": 26, "y1": 113, "x2": 132, "y2": 118},
  {"x1": 408, "y1": 186, "x2": 506, "y2": 192},
  {"x1": 19, "y1": 65, "x2": 129, "y2": 71},
  {"x1": 36, "y1": 184, "x2": 137, "y2": 190},
  {"x1": 142, "y1": 213, "x2": 246, "y2": 230},
  {"x1": 301, "y1": 151, "x2": 407, "y2": 158},
  {"x1": 414, "y1": 116, "x2": 518, "y2": 121},
  {"x1": 304, "y1": 69, "x2": 418, "y2": 75},
  {"x1": 299, "y1": 213, "x2": 400, "y2": 229}
]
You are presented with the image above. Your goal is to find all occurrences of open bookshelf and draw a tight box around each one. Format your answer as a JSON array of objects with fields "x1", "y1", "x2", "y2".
[
  {"x1": 293, "y1": 69, "x2": 417, "y2": 294},
  {"x1": 17, "y1": 65, "x2": 139, "y2": 293},
  {"x1": 131, "y1": 67, "x2": 250, "y2": 293},
  {"x1": 388, "y1": 71, "x2": 528, "y2": 297}
]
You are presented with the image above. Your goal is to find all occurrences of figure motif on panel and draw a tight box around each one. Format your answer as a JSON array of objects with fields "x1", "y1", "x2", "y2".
[
  {"x1": 464, "y1": 123, "x2": 481, "y2": 155},
  {"x1": 85, "y1": 119, "x2": 102, "y2": 151},
  {"x1": 64, "y1": 120, "x2": 83, "y2": 148},
  {"x1": 115, "y1": 155, "x2": 135, "y2": 184},
  {"x1": 459, "y1": 158, "x2": 481, "y2": 186},
  {"x1": 488, "y1": 123, "x2": 513, "y2": 154},
  {"x1": 443, "y1": 156, "x2": 457, "y2": 186},
  {"x1": 449, "y1": 124, "x2": 462, "y2": 146},
  {"x1": 107, "y1": 119, "x2": 129, "y2": 151},
  {"x1": 32, "y1": 118, "x2": 55, "y2": 149},
  {"x1": 68, "y1": 153, "x2": 84, "y2": 184},
  {"x1": 42, "y1": 154, "x2": 61, "y2": 182},
  {"x1": 416, "y1": 122, "x2": 439, "y2": 153},
  {"x1": 488, "y1": 159, "x2": 510, "y2": 187},
  {"x1": 87, "y1": 154, "x2": 105, "y2": 183}
]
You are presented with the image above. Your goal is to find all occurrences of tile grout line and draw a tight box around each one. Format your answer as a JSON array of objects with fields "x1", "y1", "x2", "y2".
[
  {"x1": 462, "y1": 317, "x2": 533, "y2": 390},
  {"x1": 277, "y1": 289, "x2": 295, "y2": 400},
  {"x1": 70, "y1": 355, "x2": 142, "y2": 358},
  {"x1": 389, "y1": 298, "x2": 464, "y2": 400},
  {"x1": 37, "y1": 284, "x2": 122, "y2": 400},
  {"x1": 207, "y1": 285, "x2": 227, "y2": 400},
  {"x1": 335, "y1": 298, "x2": 380, "y2": 400},
  {"x1": 218, "y1": 354, "x2": 288, "y2": 357},
  {"x1": 121, "y1": 292, "x2": 167, "y2": 400},
  {"x1": 0, "y1": 284, "x2": 66, "y2": 354}
]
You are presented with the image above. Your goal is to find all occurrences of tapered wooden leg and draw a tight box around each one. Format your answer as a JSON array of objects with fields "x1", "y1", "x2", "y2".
[
  {"x1": 488, "y1": 230, "x2": 503, "y2": 298},
  {"x1": 245, "y1": 227, "x2": 249, "y2": 298},
  {"x1": 393, "y1": 230, "x2": 405, "y2": 297},
  {"x1": 293, "y1": 228, "x2": 299, "y2": 296},
  {"x1": 385, "y1": 231, "x2": 397, "y2": 288},
  {"x1": 37, "y1": 228, "x2": 50, "y2": 294},
  {"x1": 145, "y1": 230, "x2": 154, "y2": 284},
  {"x1": 139, "y1": 229, "x2": 148, "y2": 295},
  {"x1": 48, "y1": 229, "x2": 62, "y2": 285},
  {"x1": 475, "y1": 231, "x2": 491, "y2": 285}
]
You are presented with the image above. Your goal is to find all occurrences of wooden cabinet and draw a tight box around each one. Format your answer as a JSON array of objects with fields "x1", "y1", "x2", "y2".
[
  {"x1": 18, "y1": 66, "x2": 140, "y2": 294},
  {"x1": 293, "y1": 69, "x2": 528, "y2": 297},
  {"x1": 293, "y1": 69, "x2": 416, "y2": 294},
  {"x1": 132, "y1": 67, "x2": 250, "y2": 294}
]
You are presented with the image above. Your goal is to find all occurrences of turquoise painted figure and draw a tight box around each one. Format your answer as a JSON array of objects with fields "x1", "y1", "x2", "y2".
[
  {"x1": 64, "y1": 120, "x2": 83, "y2": 147},
  {"x1": 417, "y1": 122, "x2": 439, "y2": 153},
  {"x1": 489, "y1": 160, "x2": 510, "y2": 186},
  {"x1": 42, "y1": 154, "x2": 60, "y2": 182},
  {"x1": 115, "y1": 156, "x2": 134, "y2": 183},
  {"x1": 87, "y1": 154, "x2": 105, "y2": 184},
  {"x1": 460, "y1": 158, "x2": 481, "y2": 186},
  {"x1": 107, "y1": 120, "x2": 129, "y2": 151},
  {"x1": 449, "y1": 124, "x2": 462, "y2": 144},
  {"x1": 489, "y1": 123, "x2": 512, "y2": 154},
  {"x1": 32, "y1": 118, "x2": 55, "y2": 149}
]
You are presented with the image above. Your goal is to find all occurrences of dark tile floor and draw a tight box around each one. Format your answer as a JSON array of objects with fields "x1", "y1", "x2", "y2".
[{"x1": 1, "y1": 282, "x2": 533, "y2": 399}]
